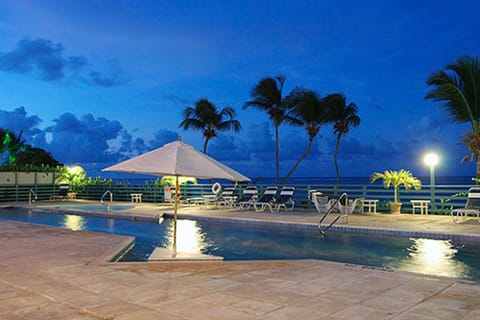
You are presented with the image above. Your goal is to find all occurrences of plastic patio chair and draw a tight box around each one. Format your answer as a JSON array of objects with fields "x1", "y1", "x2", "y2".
[{"x1": 451, "y1": 187, "x2": 480, "y2": 223}]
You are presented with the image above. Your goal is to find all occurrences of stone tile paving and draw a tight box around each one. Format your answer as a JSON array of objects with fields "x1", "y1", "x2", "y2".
[{"x1": 1, "y1": 203, "x2": 480, "y2": 319}]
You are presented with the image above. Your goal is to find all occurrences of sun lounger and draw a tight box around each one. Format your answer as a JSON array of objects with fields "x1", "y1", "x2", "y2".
[
  {"x1": 254, "y1": 186, "x2": 279, "y2": 212},
  {"x1": 236, "y1": 186, "x2": 258, "y2": 210},
  {"x1": 264, "y1": 186, "x2": 295, "y2": 212},
  {"x1": 187, "y1": 183, "x2": 226, "y2": 207},
  {"x1": 451, "y1": 187, "x2": 480, "y2": 223},
  {"x1": 217, "y1": 187, "x2": 237, "y2": 207}
]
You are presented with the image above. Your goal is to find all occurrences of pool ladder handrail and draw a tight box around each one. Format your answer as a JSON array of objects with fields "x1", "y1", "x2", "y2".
[
  {"x1": 101, "y1": 190, "x2": 113, "y2": 211},
  {"x1": 318, "y1": 192, "x2": 348, "y2": 234},
  {"x1": 29, "y1": 189, "x2": 38, "y2": 206},
  {"x1": 101, "y1": 190, "x2": 113, "y2": 202}
]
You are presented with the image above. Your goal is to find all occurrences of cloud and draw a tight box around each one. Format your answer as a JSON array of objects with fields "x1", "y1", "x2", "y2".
[
  {"x1": 209, "y1": 135, "x2": 250, "y2": 161},
  {"x1": 333, "y1": 137, "x2": 376, "y2": 158},
  {"x1": 0, "y1": 106, "x2": 43, "y2": 142},
  {"x1": 150, "y1": 129, "x2": 179, "y2": 149},
  {"x1": 243, "y1": 122, "x2": 275, "y2": 161},
  {"x1": 45, "y1": 113, "x2": 123, "y2": 163},
  {"x1": 116, "y1": 130, "x2": 147, "y2": 159},
  {"x1": 0, "y1": 38, "x2": 65, "y2": 80},
  {"x1": 162, "y1": 94, "x2": 192, "y2": 106},
  {"x1": 0, "y1": 38, "x2": 124, "y2": 87}
]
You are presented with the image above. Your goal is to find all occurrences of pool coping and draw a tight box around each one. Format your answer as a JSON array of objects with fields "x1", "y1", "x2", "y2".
[{"x1": 30, "y1": 206, "x2": 163, "y2": 222}]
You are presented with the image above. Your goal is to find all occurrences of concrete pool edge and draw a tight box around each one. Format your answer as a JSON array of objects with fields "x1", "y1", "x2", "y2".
[{"x1": 30, "y1": 206, "x2": 163, "y2": 223}]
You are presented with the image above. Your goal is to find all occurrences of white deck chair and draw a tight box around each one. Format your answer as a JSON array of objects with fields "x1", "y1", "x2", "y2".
[
  {"x1": 216, "y1": 187, "x2": 237, "y2": 207},
  {"x1": 310, "y1": 190, "x2": 336, "y2": 213},
  {"x1": 254, "y1": 186, "x2": 279, "y2": 212},
  {"x1": 270, "y1": 186, "x2": 296, "y2": 212},
  {"x1": 336, "y1": 196, "x2": 364, "y2": 215},
  {"x1": 236, "y1": 186, "x2": 258, "y2": 210},
  {"x1": 451, "y1": 187, "x2": 480, "y2": 223}
]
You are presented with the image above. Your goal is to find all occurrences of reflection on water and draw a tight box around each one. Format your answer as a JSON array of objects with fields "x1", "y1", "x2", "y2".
[
  {"x1": 165, "y1": 219, "x2": 209, "y2": 253},
  {"x1": 392, "y1": 238, "x2": 468, "y2": 278},
  {"x1": 63, "y1": 214, "x2": 85, "y2": 231}
]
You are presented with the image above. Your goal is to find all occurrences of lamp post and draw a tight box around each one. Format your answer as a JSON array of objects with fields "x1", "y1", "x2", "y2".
[{"x1": 423, "y1": 152, "x2": 439, "y2": 210}]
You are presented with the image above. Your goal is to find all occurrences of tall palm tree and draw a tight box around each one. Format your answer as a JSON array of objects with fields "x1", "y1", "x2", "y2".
[
  {"x1": 244, "y1": 76, "x2": 297, "y2": 184},
  {"x1": 425, "y1": 56, "x2": 480, "y2": 178},
  {"x1": 280, "y1": 88, "x2": 332, "y2": 184},
  {"x1": 179, "y1": 98, "x2": 241, "y2": 154},
  {"x1": 329, "y1": 94, "x2": 360, "y2": 185}
]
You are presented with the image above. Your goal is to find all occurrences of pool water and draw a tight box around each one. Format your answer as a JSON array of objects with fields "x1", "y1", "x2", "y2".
[{"x1": 1, "y1": 208, "x2": 480, "y2": 280}]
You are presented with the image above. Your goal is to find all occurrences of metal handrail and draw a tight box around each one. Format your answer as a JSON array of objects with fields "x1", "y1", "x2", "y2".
[
  {"x1": 29, "y1": 189, "x2": 37, "y2": 206},
  {"x1": 318, "y1": 193, "x2": 348, "y2": 234},
  {"x1": 101, "y1": 190, "x2": 113, "y2": 204}
]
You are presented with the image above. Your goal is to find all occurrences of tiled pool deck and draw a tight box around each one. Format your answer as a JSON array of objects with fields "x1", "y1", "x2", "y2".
[{"x1": 1, "y1": 200, "x2": 480, "y2": 319}]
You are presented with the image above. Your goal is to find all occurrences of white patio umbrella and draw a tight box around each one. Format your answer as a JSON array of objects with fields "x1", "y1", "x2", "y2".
[{"x1": 102, "y1": 137, "x2": 250, "y2": 254}]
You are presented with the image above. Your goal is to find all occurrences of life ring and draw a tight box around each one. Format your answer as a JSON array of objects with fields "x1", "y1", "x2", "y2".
[{"x1": 212, "y1": 182, "x2": 222, "y2": 194}]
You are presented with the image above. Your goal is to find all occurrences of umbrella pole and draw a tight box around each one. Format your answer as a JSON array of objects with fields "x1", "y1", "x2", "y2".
[{"x1": 173, "y1": 175, "x2": 179, "y2": 255}]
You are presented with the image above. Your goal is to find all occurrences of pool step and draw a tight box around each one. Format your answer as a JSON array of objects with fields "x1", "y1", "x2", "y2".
[{"x1": 149, "y1": 247, "x2": 223, "y2": 261}]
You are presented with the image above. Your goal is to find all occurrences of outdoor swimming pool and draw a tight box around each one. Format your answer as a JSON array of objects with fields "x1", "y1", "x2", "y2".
[{"x1": 1, "y1": 207, "x2": 480, "y2": 280}]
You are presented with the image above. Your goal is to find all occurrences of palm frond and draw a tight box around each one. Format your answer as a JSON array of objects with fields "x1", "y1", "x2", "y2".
[
  {"x1": 179, "y1": 98, "x2": 242, "y2": 153},
  {"x1": 426, "y1": 56, "x2": 480, "y2": 128}
]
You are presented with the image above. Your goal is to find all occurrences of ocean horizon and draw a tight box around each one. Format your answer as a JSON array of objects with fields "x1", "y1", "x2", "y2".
[{"x1": 101, "y1": 174, "x2": 476, "y2": 186}]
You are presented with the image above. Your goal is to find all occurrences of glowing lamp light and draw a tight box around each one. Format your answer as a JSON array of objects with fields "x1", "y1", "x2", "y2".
[
  {"x1": 423, "y1": 153, "x2": 439, "y2": 167},
  {"x1": 423, "y1": 152, "x2": 439, "y2": 210},
  {"x1": 67, "y1": 165, "x2": 84, "y2": 175}
]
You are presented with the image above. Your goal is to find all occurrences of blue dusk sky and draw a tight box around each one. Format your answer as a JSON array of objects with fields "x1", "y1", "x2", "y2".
[{"x1": 0, "y1": 0, "x2": 479, "y2": 180}]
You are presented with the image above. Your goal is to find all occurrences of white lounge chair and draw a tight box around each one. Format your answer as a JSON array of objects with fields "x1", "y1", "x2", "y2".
[
  {"x1": 336, "y1": 196, "x2": 364, "y2": 215},
  {"x1": 217, "y1": 187, "x2": 237, "y2": 207},
  {"x1": 271, "y1": 186, "x2": 296, "y2": 212},
  {"x1": 236, "y1": 186, "x2": 258, "y2": 210},
  {"x1": 254, "y1": 186, "x2": 279, "y2": 212},
  {"x1": 259, "y1": 186, "x2": 295, "y2": 213},
  {"x1": 310, "y1": 190, "x2": 336, "y2": 213},
  {"x1": 451, "y1": 187, "x2": 480, "y2": 223}
]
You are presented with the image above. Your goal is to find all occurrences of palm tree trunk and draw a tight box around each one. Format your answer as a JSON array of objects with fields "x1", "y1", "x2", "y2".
[
  {"x1": 476, "y1": 157, "x2": 480, "y2": 183},
  {"x1": 275, "y1": 125, "x2": 279, "y2": 185},
  {"x1": 334, "y1": 133, "x2": 342, "y2": 185},
  {"x1": 203, "y1": 138, "x2": 209, "y2": 154},
  {"x1": 280, "y1": 138, "x2": 313, "y2": 185}
]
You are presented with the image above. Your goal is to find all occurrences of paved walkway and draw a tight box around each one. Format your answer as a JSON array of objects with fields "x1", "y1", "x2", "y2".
[{"x1": 1, "y1": 201, "x2": 480, "y2": 319}]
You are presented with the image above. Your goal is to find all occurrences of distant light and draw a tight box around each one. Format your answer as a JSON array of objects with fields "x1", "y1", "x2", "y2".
[{"x1": 424, "y1": 152, "x2": 439, "y2": 167}]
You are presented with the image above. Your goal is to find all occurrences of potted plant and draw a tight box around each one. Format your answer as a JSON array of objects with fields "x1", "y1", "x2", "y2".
[{"x1": 370, "y1": 169, "x2": 421, "y2": 214}]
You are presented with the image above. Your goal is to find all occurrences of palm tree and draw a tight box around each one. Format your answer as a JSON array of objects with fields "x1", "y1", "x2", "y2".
[
  {"x1": 244, "y1": 76, "x2": 298, "y2": 184},
  {"x1": 425, "y1": 56, "x2": 480, "y2": 178},
  {"x1": 280, "y1": 88, "x2": 332, "y2": 184},
  {"x1": 329, "y1": 94, "x2": 360, "y2": 185},
  {"x1": 0, "y1": 129, "x2": 25, "y2": 165},
  {"x1": 370, "y1": 169, "x2": 421, "y2": 213},
  {"x1": 179, "y1": 98, "x2": 241, "y2": 154},
  {"x1": 56, "y1": 165, "x2": 87, "y2": 192}
]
